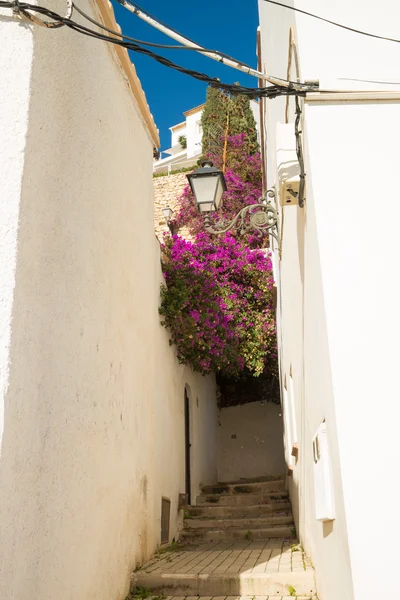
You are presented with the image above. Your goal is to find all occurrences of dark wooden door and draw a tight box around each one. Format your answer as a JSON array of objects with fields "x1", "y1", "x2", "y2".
[{"x1": 184, "y1": 390, "x2": 191, "y2": 505}]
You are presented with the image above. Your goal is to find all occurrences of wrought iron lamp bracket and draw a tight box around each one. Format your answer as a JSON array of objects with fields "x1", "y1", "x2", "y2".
[{"x1": 203, "y1": 189, "x2": 280, "y2": 245}]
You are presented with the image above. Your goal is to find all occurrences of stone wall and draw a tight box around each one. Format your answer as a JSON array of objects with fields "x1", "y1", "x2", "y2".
[{"x1": 153, "y1": 173, "x2": 192, "y2": 242}]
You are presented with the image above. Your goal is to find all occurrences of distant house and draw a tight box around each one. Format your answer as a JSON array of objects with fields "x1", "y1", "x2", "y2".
[
  {"x1": 154, "y1": 100, "x2": 260, "y2": 175},
  {"x1": 153, "y1": 103, "x2": 205, "y2": 175}
]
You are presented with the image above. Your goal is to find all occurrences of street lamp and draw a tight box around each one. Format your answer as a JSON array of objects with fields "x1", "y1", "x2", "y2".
[
  {"x1": 162, "y1": 205, "x2": 174, "y2": 233},
  {"x1": 186, "y1": 160, "x2": 227, "y2": 213},
  {"x1": 187, "y1": 162, "x2": 280, "y2": 245}
]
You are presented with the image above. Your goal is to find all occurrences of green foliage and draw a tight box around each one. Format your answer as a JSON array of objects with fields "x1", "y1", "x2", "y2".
[
  {"x1": 178, "y1": 135, "x2": 187, "y2": 149},
  {"x1": 126, "y1": 587, "x2": 165, "y2": 600},
  {"x1": 200, "y1": 85, "x2": 259, "y2": 165},
  {"x1": 217, "y1": 368, "x2": 280, "y2": 407},
  {"x1": 200, "y1": 86, "x2": 229, "y2": 158},
  {"x1": 229, "y1": 92, "x2": 259, "y2": 155},
  {"x1": 288, "y1": 585, "x2": 297, "y2": 597},
  {"x1": 155, "y1": 541, "x2": 184, "y2": 555},
  {"x1": 153, "y1": 165, "x2": 194, "y2": 178}
]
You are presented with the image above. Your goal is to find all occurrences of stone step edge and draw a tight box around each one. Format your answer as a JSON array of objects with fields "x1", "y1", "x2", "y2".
[
  {"x1": 199, "y1": 487, "x2": 286, "y2": 497},
  {"x1": 188, "y1": 502, "x2": 292, "y2": 513},
  {"x1": 180, "y1": 526, "x2": 296, "y2": 539},
  {"x1": 197, "y1": 492, "x2": 289, "y2": 500},
  {"x1": 183, "y1": 515, "x2": 294, "y2": 531},
  {"x1": 185, "y1": 512, "x2": 293, "y2": 521},
  {"x1": 181, "y1": 523, "x2": 294, "y2": 537},
  {"x1": 200, "y1": 479, "x2": 285, "y2": 494},
  {"x1": 201, "y1": 482, "x2": 286, "y2": 495},
  {"x1": 216, "y1": 473, "x2": 286, "y2": 484},
  {"x1": 133, "y1": 572, "x2": 317, "y2": 596},
  {"x1": 183, "y1": 525, "x2": 295, "y2": 532}
]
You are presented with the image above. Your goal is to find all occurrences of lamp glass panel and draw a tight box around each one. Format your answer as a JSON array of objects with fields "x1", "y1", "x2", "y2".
[
  {"x1": 163, "y1": 207, "x2": 173, "y2": 220},
  {"x1": 192, "y1": 174, "x2": 219, "y2": 213},
  {"x1": 214, "y1": 177, "x2": 225, "y2": 210}
]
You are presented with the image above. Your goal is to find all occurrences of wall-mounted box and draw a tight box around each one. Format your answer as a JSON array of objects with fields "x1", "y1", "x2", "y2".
[
  {"x1": 313, "y1": 421, "x2": 335, "y2": 522},
  {"x1": 276, "y1": 123, "x2": 301, "y2": 207}
]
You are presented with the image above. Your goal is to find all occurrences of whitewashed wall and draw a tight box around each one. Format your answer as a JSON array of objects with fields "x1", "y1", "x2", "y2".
[
  {"x1": 258, "y1": 1, "x2": 400, "y2": 599},
  {"x1": 171, "y1": 125, "x2": 187, "y2": 149},
  {"x1": 218, "y1": 401, "x2": 285, "y2": 482},
  {"x1": 186, "y1": 110, "x2": 203, "y2": 159},
  {"x1": 0, "y1": 3, "x2": 217, "y2": 600}
]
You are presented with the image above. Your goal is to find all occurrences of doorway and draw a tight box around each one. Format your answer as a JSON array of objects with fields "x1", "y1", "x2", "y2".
[{"x1": 184, "y1": 388, "x2": 192, "y2": 505}]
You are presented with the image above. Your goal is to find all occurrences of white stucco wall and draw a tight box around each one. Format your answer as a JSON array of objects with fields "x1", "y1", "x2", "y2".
[
  {"x1": 218, "y1": 401, "x2": 285, "y2": 482},
  {"x1": 250, "y1": 100, "x2": 261, "y2": 144},
  {"x1": 258, "y1": 2, "x2": 400, "y2": 599},
  {"x1": 0, "y1": 4, "x2": 35, "y2": 457},
  {"x1": 186, "y1": 110, "x2": 203, "y2": 159},
  {"x1": 302, "y1": 97, "x2": 400, "y2": 600},
  {"x1": 0, "y1": 3, "x2": 217, "y2": 600},
  {"x1": 171, "y1": 125, "x2": 187, "y2": 149}
]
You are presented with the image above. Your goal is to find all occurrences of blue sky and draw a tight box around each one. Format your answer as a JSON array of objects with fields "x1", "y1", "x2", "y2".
[{"x1": 110, "y1": 0, "x2": 260, "y2": 150}]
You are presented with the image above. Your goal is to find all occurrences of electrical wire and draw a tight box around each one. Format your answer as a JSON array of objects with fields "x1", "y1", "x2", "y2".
[
  {"x1": 114, "y1": 0, "x2": 317, "y2": 90},
  {"x1": 114, "y1": 0, "x2": 258, "y2": 71},
  {"x1": 72, "y1": 2, "x2": 253, "y2": 57},
  {"x1": 116, "y1": 0, "x2": 200, "y2": 45},
  {"x1": 294, "y1": 96, "x2": 305, "y2": 208},
  {"x1": 263, "y1": 0, "x2": 400, "y2": 45},
  {"x1": 12, "y1": 0, "x2": 73, "y2": 28},
  {"x1": 0, "y1": 1, "x2": 310, "y2": 99}
]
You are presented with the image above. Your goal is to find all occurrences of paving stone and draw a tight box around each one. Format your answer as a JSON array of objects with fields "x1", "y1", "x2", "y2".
[{"x1": 134, "y1": 480, "x2": 317, "y2": 598}]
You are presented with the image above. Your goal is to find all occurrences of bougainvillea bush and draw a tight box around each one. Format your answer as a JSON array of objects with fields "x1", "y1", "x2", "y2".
[{"x1": 159, "y1": 233, "x2": 277, "y2": 379}]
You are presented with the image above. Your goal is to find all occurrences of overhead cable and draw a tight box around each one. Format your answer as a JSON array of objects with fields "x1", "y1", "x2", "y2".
[
  {"x1": 0, "y1": 1, "x2": 312, "y2": 98},
  {"x1": 114, "y1": 0, "x2": 317, "y2": 91},
  {"x1": 12, "y1": 0, "x2": 73, "y2": 27},
  {"x1": 263, "y1": 0, "x2": 400, "y2": 45},
  {"x1": 72, "y1": 3, "x2": 254, "y2": 54}
]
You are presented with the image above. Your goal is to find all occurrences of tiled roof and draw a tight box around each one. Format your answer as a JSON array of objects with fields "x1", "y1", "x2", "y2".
[
  {"x1": 170, "y1": 121, "x2": 186, "y2": 132},
  {"x1": 183, "y1": 103, "x2": 206, "y2": 117}
]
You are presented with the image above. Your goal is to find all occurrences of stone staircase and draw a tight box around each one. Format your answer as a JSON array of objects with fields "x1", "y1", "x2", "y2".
[
  {"x1": 134, "y1": 477, "x2": 318, "y2": 599},
  {"x1": 182, "y1": 478, "x2": 295, "y2": 542}
]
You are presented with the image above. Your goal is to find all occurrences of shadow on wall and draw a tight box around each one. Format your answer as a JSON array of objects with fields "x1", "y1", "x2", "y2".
[{"x1": 217, "y1": 400, "x2": 286, "y2": 482}]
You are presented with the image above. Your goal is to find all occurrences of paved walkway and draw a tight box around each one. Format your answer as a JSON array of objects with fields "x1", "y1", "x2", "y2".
[
  {"x1": 160, "y1": 596, "x2": 314, "y2": 600},
  {"x1": 141, "y1": 540, "x2": 313, "y2": 576}
]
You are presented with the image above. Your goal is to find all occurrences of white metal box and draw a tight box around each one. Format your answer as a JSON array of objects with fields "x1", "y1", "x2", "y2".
[
  {"x1": 312, "y1": 421, "x2": 335, "y2": 522},
  {"x1": 276, "y1": 123, "x2": 300, "y2": 207}
]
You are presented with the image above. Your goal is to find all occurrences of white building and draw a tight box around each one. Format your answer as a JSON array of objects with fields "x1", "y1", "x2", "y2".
[
  {"x1": 154, "y1": 100, "x2": 261, "y2": 175},
  {"x1": 0, "y1": 2, "x2": 218, "y2": 599},
  {"x1": 258, "y1": 1, "x2": 400, "y2": 599}
]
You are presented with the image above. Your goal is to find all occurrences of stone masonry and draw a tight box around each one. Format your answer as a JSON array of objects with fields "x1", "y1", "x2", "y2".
[{"x1": 154, "y1": 172, "x2": 192, "y2": 242}]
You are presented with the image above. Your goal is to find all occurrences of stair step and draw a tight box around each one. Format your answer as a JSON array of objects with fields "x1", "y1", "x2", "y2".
[
  {"x1": 135, "y1": 572, "x2": 316, "y2": 596},
  {"x1": 201, "y1": 480, "x2": 285, "y2": 496},
  {"x1": 146, "y1": 596, "x2": 317, "y2": 600},
  {"x1": 184, "y1": 514, "x2": 294, "y2": 530},
  {"x1": 180, "y1": 525, "x2": 296, "y2": 542},
  {"x1": 196, "y1": 491, "x2": 289, "y2": 507},
  {"x1": 188, "y1": 502, "x2": 292, "y2": 519},
  {"x1": 218, "y1": 473, "x2": 285, "y2": 484}
]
